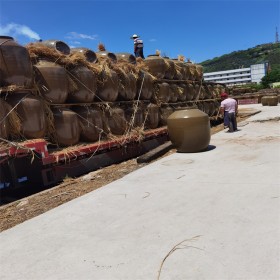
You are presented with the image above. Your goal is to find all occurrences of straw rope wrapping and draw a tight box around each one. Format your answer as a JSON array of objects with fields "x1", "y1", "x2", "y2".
[
  {"x1": 0, "y1": 94, "x2": 39, "y2": 162},
  {"x1": 96, "y1": 62, "x2": 118, "y2": 103},
  {"x1": 177, "y1": 85, "x2": 185, "y2": 98},
  {"x1": 152, "y1": 82, "x2": 165, "y2": 107},
  {"x1": 0, "y1": 137, "x2": 38, "y2": 163},
  {"x1": 194, "y1": 79, "x2": 203, "y2": 102},
  {"x1": 42, "y1": 102, "x2": 58, "y2": 145},
  {"x1": 121, "y1": 72, "x2": 147, "y2": 144},
  {"x1": 0, "y1": 94, "x2": 28, "y2": 139}
]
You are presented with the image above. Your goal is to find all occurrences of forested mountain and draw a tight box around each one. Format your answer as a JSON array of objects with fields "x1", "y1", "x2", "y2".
[{"x1": 200, "y1": 42, "x2": 280, "y2": 73}]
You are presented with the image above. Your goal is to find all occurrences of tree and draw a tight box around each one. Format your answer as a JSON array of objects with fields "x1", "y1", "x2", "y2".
[{"x1": 261, "y1": 68, "x2": 280, "y2": 87}]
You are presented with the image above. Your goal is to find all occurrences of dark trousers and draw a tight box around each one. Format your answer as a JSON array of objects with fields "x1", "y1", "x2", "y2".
[
  {"x1": 228, "y1": 112, "x2": 237, "y2": 132},
  {"x1": 135, "y1": 48, "x2": 145, "y2": 59},
  {"x1": 224, "y1": 111, "x2": 229, "y2": 127}
]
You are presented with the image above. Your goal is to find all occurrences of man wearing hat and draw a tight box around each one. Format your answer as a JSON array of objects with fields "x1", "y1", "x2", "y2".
[
  {"x1": 131, "y1": 34, "x2": 145, "y2": 59},
  {"x1": 220, "y1": 92, "x2": 238, "y2": 132}
]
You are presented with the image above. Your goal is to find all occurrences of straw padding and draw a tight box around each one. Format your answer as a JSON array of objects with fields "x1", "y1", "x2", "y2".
[{"x1": 0, "y1": 98, "x2": 21, "y2": 139}]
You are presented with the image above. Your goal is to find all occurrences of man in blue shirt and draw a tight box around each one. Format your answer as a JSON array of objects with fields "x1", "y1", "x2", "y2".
[{"x1": 131, "y1": 34, "x2": 145, "y2": 59}]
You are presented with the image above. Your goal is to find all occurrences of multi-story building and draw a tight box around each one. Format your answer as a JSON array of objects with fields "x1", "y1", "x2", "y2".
[{"x1": 203, "y1": 62, "x2": 269, "y2": 86}]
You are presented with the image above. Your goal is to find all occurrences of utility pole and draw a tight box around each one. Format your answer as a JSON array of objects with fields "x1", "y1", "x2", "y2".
[{"x1": 276, "y1": 27, "x2": 279, "y2": 43}]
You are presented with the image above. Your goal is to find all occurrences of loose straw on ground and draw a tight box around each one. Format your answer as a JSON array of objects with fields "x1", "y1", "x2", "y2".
[{"x1": 157, "y1": 235, "x2": 202, "y2": 280}]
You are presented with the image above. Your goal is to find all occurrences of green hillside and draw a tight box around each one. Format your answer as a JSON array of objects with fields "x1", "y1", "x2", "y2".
[{"x1": 200, "y1": 42, "x2": 280, "y2": 73}]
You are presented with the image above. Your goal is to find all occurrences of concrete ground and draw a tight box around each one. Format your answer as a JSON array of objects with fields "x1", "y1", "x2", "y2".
[{"x1": 0, "y1": 104, "x2": 279, "y2": 280}]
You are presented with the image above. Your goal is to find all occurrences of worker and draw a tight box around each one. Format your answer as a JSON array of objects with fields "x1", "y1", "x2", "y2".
[
  {"x1": 131, "y1": 34, "x2": 145, "y2": 59},
  {"x1": 219, "y1": 92, "x2": 238, "y2": 132}
]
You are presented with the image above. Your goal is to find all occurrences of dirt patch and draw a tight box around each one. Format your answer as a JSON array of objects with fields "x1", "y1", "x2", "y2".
[
  {"x1": 0, "y1": 116, "x2": 248, "y2": 232},
  {"x1": 0, "y1": 160, "x2": 146, "y2": 232}
]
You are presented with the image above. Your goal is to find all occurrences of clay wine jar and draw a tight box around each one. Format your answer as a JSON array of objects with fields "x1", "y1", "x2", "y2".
[
  {"x1": 0, "y1": 36, "x2": 33, "y2": 88},
  {"x1": 167, "y1": 108, "x2": 210, "y2": 153},
  {"x1": 52, "y1": 108, "x2": 81, "y2": 146},
  {"x1": 5, "y1": 93, "x2": 46, "y2": 139},
  {"x1": 67, "y1": 66, "x2": 97, "y2": 103},
  {"x1": 34, "y1": 60, "x2": 68, "y2": 104},
  {"x1": 72, "y1": 106, "x2": 103, "y2": 142},
  {"x1": 144, "y1": 55, "x2": 169, "y2": 79}
]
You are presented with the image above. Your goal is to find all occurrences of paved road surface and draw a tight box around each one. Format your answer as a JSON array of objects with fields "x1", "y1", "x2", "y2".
[{"x1": 0, "y1": 104, "x2": 279, "y2": 280}]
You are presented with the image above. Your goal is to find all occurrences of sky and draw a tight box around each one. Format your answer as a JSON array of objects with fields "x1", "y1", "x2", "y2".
[{"x1": 0, "y1": 0, "x2": 279, "y2": 63}]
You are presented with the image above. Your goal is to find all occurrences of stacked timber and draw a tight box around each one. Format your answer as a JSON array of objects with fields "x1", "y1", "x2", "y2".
[{"x1": 0, "y1": 37, "x2": 226, "y2": 148}]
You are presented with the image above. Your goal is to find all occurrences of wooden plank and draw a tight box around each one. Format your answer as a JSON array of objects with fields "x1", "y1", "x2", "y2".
[{"x1": 137, "y1": 141, "x2": 173, "y2": 163}]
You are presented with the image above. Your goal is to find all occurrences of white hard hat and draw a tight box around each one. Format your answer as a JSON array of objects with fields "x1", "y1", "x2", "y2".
[{"x1": 132, "y1": 34, "x2": 138, "y2": 38}]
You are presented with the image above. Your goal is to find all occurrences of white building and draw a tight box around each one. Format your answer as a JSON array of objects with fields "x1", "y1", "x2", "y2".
[{"x1": 203, "y1": 62, "x2": 269, "y2": 85}]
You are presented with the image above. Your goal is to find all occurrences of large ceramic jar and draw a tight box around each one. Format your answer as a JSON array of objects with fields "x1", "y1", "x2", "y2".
[
  {"x1": 172, "y1": 60, "x2": 187, "y2": 80},
  {"x1": 261, "y1": 96, "x2": 269, "y2": 106},
  {"x1": 145, "y1": 104, "x2": 159, "y2": 129},
  {"x1": 154, "y1": 82, "x2": 170, "y2": 103},
  {"x1": 164, "y1": 58, "x2": 176, "y2": 80},
  {"x1": 67, "y1": 66, "x2": 96, "y2": 103},
  {"x1": 72, "y1": 106, "x2": 103, "y2": 142},
  {"x1": 0, "y1": 36, "x2": 33, "y2": 88},
  {"x1": 204, "y1": 84, "x2": 214, "y2": 99},
  {"x1": 184, "y1": 62, "x2": 196, "y2": 80},
  {"x1": 118, "y1": 72, "x2": 137, "y2": 101},
  {"x1": 70, "y1": 48, "x2": 97, "y2": 63},
  {"x1": 104, "y1": 107, "x2": 127, "y2": 135},
  {"x1": 6, "y1": 93, "x2": 46, "y2": 139},
  {"x1": 185, "y1": 83, "x2": 195, "y2": 101},
  {"x1": 34, "y1": 60, "x2": 68, "y2": 104},
  {"x1": 177, "y1": 84, "x2": 187, "y2": 102},
  {"x1": 115, "y1": 53, "x2": 136, "y2": 64},
  {"x1": 125, "y1": 106, "x2": 144, "y2": 128},
  {"x1": 97, "y1": 51, "x2": 117, "y2": 63},
  {"x1": 167, "y1": 108, "x2": 210, "y2": 153},
  {"x1": 266, "y1": 96, "x2": 278, "y2": 106},
  {"x1": 195, "y1": 64, "x2": 203, "y2": 81},
  {"x1": 137, "y1": 71, "x2": 155, "y2": 100},
  {"x1": 96, "y1": 69, "x2": 119, "y2": 102},
  {"x1": 262, "y1": 96, "x2": 278, "y2": 106},
  {"x1": 144, "y1": 55, "x2": 169, "y2": 79},
  {"x1": 206, "y1": 101, "x2": 216, "y2": 116},
  {"x1": 52, "y1": 108, "x2": 81, "y2": 146},
  {"x1": 39, "y1": 40, "x2": 70, "y2": 55},
  {"x1": 194, "y1": 83, "x2": 204, "y2": 100},
  {"x1": 159, "y1": 106, "x2": 174, "y2": 125},
  {"x1": 202, "y1": 101, "x2": 211, "y2": 115},
  {"x1": 169, "y1": 84, "x2": 178, "y2": 103}
]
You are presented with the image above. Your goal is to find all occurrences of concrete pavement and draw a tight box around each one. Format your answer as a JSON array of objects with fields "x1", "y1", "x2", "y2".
[{"x1": 0, "y1": 104, "x2": 279, "y2": 280}]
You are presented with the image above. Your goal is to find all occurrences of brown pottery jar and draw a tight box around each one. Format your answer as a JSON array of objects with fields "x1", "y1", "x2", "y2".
[
  {"x1": 167, "y1": 108, "x2": 210, "y2": 153},
  {"x1": 0, "y1": 36, "x2": 33, "y2": 87},
  {"x1": 52, "y1": 108, "x2": 81, "y2": 146}
]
